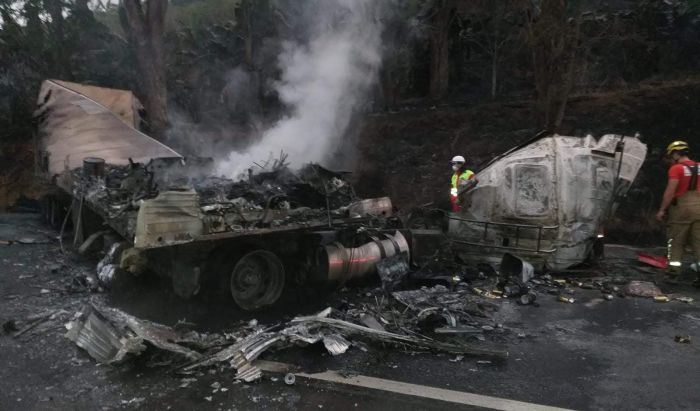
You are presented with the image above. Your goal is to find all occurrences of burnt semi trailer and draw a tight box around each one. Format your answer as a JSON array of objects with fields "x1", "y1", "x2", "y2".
[{"x1": 35, "y1": 80, "x2": 408, "y2": 310}]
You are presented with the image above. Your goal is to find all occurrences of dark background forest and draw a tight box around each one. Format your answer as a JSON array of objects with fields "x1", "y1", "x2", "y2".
[{"x1": 2, "y1": 0, "x2": 700, "y2": 243}]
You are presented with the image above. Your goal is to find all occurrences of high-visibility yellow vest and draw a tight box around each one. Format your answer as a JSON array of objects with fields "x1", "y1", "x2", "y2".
[
  {"x1": 451, "y1": 170, "x2": 474, "y2": 196},
  {"x1": 450, "y1": 170, "x2": 474, "y2": 197}
]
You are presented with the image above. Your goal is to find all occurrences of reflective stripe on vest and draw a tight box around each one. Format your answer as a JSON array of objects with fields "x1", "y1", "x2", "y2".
[{"x1": 684, "y1": 163, "x2": 699, "y2": 193}]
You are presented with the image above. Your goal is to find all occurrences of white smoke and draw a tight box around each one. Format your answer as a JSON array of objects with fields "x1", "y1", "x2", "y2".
[{"x1": 216, "y1": 0, "x2": 386, "y2": 178}]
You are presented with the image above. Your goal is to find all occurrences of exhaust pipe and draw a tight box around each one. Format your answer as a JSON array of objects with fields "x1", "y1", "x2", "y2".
[{"x1": 317, "y1": 231, "x2": 409, "y2": 283}]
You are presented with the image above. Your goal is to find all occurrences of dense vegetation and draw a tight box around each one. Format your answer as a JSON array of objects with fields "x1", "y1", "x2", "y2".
[{"x1": 1, "y1": 0, "x2": 699, "y2": 145}]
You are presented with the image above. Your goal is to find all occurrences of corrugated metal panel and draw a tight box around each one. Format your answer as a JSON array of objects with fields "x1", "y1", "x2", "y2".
[
  {"x1": 134, "y1": 190, "x2": 203, "y2": 249},
  {"x1": 64, "y1": 306, "x2": 145, "y2": 364},
  {"x1": 51, "y1": 80, "x2": 142, "y2": 127},
  {"x1": 35, "y1": 80, "x2": 181, "y2": 177}
]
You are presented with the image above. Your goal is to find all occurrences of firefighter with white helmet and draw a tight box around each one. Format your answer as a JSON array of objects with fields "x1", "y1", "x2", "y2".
[
  {"x1": 450, "y1": 155, "x2": 477, "y2": 212},
  {"x1": 656, "y1": 140, "x2": 700, "y2": 285}
]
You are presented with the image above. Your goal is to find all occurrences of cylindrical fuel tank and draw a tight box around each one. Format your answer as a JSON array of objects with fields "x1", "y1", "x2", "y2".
[
  {"x1": 317, "y1": 231, "x2": 409, "y2": 283},
  {"x1": 83, "y1": 157, "x2": 105, "y2": 180}
]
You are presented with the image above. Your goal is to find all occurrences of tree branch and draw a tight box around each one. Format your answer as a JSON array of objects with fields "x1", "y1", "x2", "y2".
[{"x1": 122, "y1": 0, "x2": 147, "y2": 40}]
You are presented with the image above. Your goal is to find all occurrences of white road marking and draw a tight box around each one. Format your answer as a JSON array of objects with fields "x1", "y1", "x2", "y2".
[{"x1": 256, "y1": 361, "x2": 575, "y2": 411}]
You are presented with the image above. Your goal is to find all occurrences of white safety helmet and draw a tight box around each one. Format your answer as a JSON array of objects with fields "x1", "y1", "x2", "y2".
[{"x1": 451, "y1": 155, "x2": 465, "y2": 171}]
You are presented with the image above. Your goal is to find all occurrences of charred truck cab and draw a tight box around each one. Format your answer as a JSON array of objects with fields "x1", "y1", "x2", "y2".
[
  {"x1": 35, "y1": 80, "x2": 408, "y2": 310},
  {"x1": 449, "y1": 133, "x2": 647, "y2": 270}
]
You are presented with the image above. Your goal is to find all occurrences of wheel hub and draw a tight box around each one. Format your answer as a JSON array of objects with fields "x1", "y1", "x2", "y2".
[{"x1": 230, "y1": 250, "x2": 285, "y2": 311}]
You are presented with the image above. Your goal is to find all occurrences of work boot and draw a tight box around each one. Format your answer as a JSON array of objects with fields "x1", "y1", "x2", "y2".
[
  {"x1": 665, "y1": 277, "x2": 680, "y2": 285},
  {"x1": 664, "y1": 269, "x2": 680, "y2": 285}
]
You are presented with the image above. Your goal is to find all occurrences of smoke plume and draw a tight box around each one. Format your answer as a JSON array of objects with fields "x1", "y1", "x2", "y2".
[{"x1": 216, "y1": 0, "x2": 386, "y2": 178}]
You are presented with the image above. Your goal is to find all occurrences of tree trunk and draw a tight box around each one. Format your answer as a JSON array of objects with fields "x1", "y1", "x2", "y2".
[
  {"x1": 244, "y1": 35, "x2": 253, "y2": 67},
  {"x1": 44, "y1": 0, "x2": 70, "y2": 79},
  {"x1": 526, "y1": 0, "x2": 580, "y2": 132},
  {"x1": 120, "y1": 0, "x2": 169, "y2": 138},
  {"x1": 491, "y1": 49, "x2": 498, "y2": 99},
  {"x1": 551, "y1": 11, "x2": 582, "y2": 131},
  {"x1": 552, "y1": 48, "x2": 577, "y2": 129},
  {"x1": 429, "y1": 0, "x2": 455, "y2": 100},
  {"x1": 544, "y1": 85, "x2": 554, "y2": 130},
  {"x1": 380, "y1": 65, "x2": 396, "y2": 111},
  {"x1": 242, "y1": 0, "x2": 253, "y2": 68}
]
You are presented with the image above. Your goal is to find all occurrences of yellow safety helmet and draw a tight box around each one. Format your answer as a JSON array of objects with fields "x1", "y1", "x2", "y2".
[{"x1": 666, "y1": 140, "x2": 689, "y2": 156}]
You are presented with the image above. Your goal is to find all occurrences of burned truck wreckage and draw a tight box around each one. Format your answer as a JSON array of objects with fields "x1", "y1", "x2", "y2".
[
  {"x1": 405, "y1": 132, "x2": 648, "y2": 278},
  {"x1": 35, "y1": 80, "x2": 407, "y2": 310},
  {"x1": 72, "y1": 159, "x2": 405, "y2": 308},
  {"x1": 448, "y1": 132, "x2": 647, "y2": 270},
  {"x1": 35, "y1": 80, "x2": 648, "y2": 315}
]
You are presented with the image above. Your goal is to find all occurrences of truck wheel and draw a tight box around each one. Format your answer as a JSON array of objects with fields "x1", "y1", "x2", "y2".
[{"x1": 230, "y1": 250, "x2": 285, "y2": 311}]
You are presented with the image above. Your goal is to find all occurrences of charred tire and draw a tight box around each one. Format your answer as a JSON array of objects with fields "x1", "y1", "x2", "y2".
[{"x1": 230, "y1": 250, "x2": 285, "y2": 311}]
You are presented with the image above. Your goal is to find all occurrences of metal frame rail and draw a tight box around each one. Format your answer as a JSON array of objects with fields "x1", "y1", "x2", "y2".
[{"x1": 447, "y1": 215, "x2": 559, "y2": 254}]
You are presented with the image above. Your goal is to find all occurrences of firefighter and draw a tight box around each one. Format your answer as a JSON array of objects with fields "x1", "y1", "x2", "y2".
[
  {"x1": 655, "y1": 140, "x2": 700, "y2": 284},
  {"x1": 450, "y1": 155, "x2": 477, "y2": 212}
]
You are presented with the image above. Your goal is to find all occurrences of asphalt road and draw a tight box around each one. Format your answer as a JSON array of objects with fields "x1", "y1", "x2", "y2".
[{"x1": 1, "y1": 212, "x2": 699, "y2": 411}]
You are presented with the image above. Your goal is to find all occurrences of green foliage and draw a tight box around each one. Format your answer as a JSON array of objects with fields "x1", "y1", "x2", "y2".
[
  {"x1": 682, "y1": 0, "x2": 700, "y2": 14},
  {"x1": 0, "y1": 0, "x2": 134, "y2": 141},
  {"x1": 164, "y1": 0, "x2": 279, "y2": 123},
  {"x1": 169, "y1": 0, "x2": 239, "y2": 30},
  {"x1": 2, "y1": 0, "x2": 700, "y2": 142},
  {"x1": 93, "y1": 4, "x2": 124, "y2": 36}
]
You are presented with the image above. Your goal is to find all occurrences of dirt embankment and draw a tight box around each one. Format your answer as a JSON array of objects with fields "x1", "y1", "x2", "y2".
[
  {"x1": 0, "y1": 143, "x2": 46, "y2": 208},
  {"x1": 353, "y1": 80, "x2": 700, "y2": 245}
]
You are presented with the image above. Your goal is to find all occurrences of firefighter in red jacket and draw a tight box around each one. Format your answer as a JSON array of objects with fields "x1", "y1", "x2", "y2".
[
  {"x1": 656, "y1": 140, "x2": 700, "y2": 285},
  {"x1": 450, "y1": 155, "x2": 477, "y2": 212}
]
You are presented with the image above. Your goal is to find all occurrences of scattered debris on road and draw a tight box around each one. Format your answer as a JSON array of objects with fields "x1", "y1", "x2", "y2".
[
  {"x1": 66, "y1": 293, "x2": 509, "y2": 383},
  {"x1": 65, "y1": 303, "x2": 221, "y2": 364},
  {"x1": 6, "y1": 309, "x2": 70, "y2": 339},
  {"x1": 674, "y1": 335, "x2": 691, "y2": 344},
  {"x1": 625, "y1": 281, "x2": 663, "y2": 298},
  {"x1": 284, "y1": 373, "x2": 296, "y2": 385}
]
